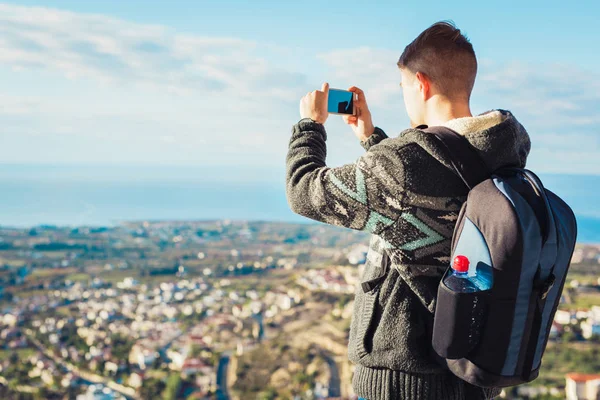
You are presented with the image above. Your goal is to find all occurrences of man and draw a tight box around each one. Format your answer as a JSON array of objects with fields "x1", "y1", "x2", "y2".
[{"x1": 285, "y1": 20, "x2": 531, "y2": 400}]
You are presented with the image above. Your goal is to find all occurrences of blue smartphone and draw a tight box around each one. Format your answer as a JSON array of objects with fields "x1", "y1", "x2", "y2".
[{"x1": 327, "y1": 88, "x2": 356, "y2": 115}]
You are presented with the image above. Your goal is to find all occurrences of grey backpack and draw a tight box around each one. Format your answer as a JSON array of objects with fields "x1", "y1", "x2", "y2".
[{"x1": 422, "y1": 125, "x2": 578, "y2": 388}]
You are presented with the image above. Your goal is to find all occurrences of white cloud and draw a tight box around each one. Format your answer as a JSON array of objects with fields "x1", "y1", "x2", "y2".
[
  {"x1": 476, "y1": 60, "x2": 600, "y2": 128},
  {"x1": 0, "y1": 3, "x2": 598, "y2": 175},
  {"x1": 317, "y1": 47, "x2": 403, "y2": 110},
  {"x1": 0, "y1": 3, "x2": 305, "y2": 99},
  {"x1": 0, "y1": 3, "x2": 312, "y2": 167},
  {"x1": 0, "y1": 94, "x2": 44, "y2": 115},
  {"x1": 316, "y1": 48, "x2": 600, "y2": 174}
]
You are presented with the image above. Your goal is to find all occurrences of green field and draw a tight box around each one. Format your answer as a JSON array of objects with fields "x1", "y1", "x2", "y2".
[
  {"x1": 559, "y1": 287, "x2": 600, "y2": 310},
  {"x1": 535, "y1": 342, "x2": 600, "y2": 388},
  {"x1": 0, "y1": 348, "x2": 37, "y2": 362},
  {"x1": 65, "y1": 273, "x2": 90, "y2": 282}
]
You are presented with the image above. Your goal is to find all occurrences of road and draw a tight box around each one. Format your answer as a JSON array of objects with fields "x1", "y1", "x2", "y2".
[
  {"x1": 215, "y1": 351, "x2": 231, "y2": 400},
  {"x1": 323, "y1": 353, "x2": 341, "y2": 398}
]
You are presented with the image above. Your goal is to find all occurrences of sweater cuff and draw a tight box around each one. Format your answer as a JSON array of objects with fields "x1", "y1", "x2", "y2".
[
  {"x1": 360, "y1": 127, "x2": 388, "y2": 150},
  {"x1": 295, "y1": 118, "x2": 327, "y2": 141}
]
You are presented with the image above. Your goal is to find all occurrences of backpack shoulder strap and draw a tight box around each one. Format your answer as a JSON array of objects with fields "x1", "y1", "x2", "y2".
[{"x1": 419, "y1": 125, "x2": 490, "y2": 190}]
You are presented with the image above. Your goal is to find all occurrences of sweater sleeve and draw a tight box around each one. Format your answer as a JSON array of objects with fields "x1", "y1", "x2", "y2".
[
  {"x1": 286, "y1": 118, "x2": 405, "y2": 234},
  {"x1": 360, "y1": 126, "x2": 389, "y2": 151}
]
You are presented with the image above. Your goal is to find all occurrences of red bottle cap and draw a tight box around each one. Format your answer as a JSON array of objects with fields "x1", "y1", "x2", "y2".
[{"x1": 452, "y1": 255, "x2": 470, "y2": 273}]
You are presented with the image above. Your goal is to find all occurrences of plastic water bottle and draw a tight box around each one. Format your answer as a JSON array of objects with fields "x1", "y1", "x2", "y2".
[{"x1": 443, "y1": 255, "x2": 493, "y2": 292}]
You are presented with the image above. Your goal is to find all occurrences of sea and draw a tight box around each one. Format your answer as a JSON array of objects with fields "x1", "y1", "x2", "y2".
[{"x1": 1, "y1": 164, "x2": 599, "y2": 244}]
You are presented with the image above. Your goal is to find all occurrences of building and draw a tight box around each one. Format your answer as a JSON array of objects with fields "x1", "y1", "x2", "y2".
[
  {"x1": 566, "y1": 373, "x2": 600, "y2": 400},
  {"x1": 555, "y1": 309, "x2": 574, "y2": 325},
  {"x1": 347, "y1": 244, "x2": 369, "y2": 265},
  {"x1": 581, "y1": 319, "x2": 600, "y2": 340},
  {"x1": 76, "y1": 384, "x2": 126, "y2": 400},
  {"x1": 128, "y1": 343, "x2": 157, "y2": 370},
  {"x1": 581, "y1": 306, "x2": 600, "y2": 340},
  {"x1": 128, "y1": 372, "x2": 144, "y2": 389}
]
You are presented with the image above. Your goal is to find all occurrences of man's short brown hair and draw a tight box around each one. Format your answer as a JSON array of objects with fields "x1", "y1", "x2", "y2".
[{"x1": 398, "y1": 20, "x2": 477, "y2": 101}]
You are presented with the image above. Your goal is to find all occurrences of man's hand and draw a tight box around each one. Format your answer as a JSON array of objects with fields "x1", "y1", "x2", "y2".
[
  {"x1": 343, "y1": 86, "x2": 375, "y2": 142},
  {"x1": 300, "y1": 82, "x2": 329, "y2": 125}
]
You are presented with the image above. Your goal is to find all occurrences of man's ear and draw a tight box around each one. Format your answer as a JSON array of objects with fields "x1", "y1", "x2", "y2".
[{"x1": 415, "y1": 71, "x2": 431, "y2": 100}]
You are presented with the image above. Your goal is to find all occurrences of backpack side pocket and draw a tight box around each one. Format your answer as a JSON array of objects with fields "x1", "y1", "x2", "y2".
[{"x1": 432, "y1": 279, "x2": 491, "y2": 360}]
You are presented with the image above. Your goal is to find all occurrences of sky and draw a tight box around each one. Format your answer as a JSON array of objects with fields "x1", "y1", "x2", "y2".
[{"x1": 1, "y1": 0, "x2": 599, "y2": 181}]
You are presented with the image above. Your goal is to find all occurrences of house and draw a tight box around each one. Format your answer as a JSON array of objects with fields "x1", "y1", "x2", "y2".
[
  {"x1": 104, "y1": 361, "x2": 119, "y2": 376},
  {"x1": 581, "y1": 319, "x2": 600, "y2": 340},
  {"x1": 566, "y1": 373, "x2": 600, "y2": 400},
  {"x1": 76, "y1": 384, "x2": 126, "y2": 400},
  {"x1": 187, "y1": 335, "x2": 209, "y2": 348},
  {"x1": 347, "y1": 244, "x2": 369, "y2": 265},
  {"x1": 555, "y1": 309, "x2": 574, "y2": 325},
  {"x1": 128, "y1": 343, "x2": 157, "y2": 370},
  {"x1": 128, "y1": 372, "x2": 144, "y2": 389},
  {"x1": 167, "y1": 347, "x2": 187, "y2": 370},
  {"x1": 181, "y1": 358, "x2": 209, "y2": 377},
  {"x1": 61, "y1": 373, "x2": 77, "y2": 388},
  {"x1": 41, "y1": 369, "x2": 54, "y2": 386}
]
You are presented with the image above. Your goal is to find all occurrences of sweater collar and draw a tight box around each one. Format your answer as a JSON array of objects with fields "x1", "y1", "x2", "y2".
[
  {"x1": 440, "y1": 109, "x2": 507, "y2": 135},
  {"x1": 450, "y1": 108, "x2": 532, "y2": 171},
  {"x1": 416, "y1": 108, "x2": 532, "y2": 171}
]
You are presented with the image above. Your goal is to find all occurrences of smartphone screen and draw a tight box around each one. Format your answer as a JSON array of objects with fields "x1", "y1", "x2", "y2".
[{"x1": 327, "y1": 88, "x2": 355, "y2": 115}]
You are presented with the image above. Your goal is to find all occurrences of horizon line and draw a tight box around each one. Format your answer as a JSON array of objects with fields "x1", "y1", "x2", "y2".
[{"x1": 1, "y1": 162, "x2": 599, "y2": 178}]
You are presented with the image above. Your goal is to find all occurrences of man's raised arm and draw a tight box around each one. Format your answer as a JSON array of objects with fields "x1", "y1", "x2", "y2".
[
  {"x1": 285, "y1": 117, "x2": 404, "y2": 234},
  {"x1": 285, "y1": 82, "x2": 406, "y2": 233}
]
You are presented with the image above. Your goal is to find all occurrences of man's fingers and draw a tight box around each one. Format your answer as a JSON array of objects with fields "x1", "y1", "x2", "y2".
[
  {"x1": 321, "y1": 82, "x2": 329, "y2": 93},
  {"x1": 343, "y1": 115, "x2": 358, "y2": 125},
  {"x1": 348, "y1": 86, "x2": 365, "y2": 107},
  {"x1": 348, "y1": 86, "x2": 364, "y2": 95}
]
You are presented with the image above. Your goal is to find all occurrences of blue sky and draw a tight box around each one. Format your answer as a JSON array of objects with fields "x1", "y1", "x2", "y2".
[{"x1": 1, "y1": 0, "x2": 599, "y2": 177}]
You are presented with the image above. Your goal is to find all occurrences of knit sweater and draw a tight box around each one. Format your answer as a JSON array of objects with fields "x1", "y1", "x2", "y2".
[{"x1": 285, "y1": 109, "x2": 532, "y2": 400}]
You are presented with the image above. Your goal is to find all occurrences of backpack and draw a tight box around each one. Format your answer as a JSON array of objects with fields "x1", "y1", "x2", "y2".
[{"x1": 421, "y1": 125, "x2": 578, "y2": 388}]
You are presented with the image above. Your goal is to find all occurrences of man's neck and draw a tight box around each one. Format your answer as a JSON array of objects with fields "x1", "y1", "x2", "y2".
[{"x1": 423, "y1": 99, "x2": 472, "y2": 127}]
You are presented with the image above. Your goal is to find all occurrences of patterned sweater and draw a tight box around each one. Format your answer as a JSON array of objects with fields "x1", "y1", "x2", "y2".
[{"x1": 285, "y1": 109, "x2": 531, "y2": 400}]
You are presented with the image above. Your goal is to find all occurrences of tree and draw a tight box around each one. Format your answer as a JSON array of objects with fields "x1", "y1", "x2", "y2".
[
  {"x1": 162, "y1": 373, "x2": 182, "y2": 400},
  {"x1": 258, "y1": 386, "x2": 278, "y2": 400},
  {"x1": 140, "y1": 378, "x2": 166, "y2": 400}
]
